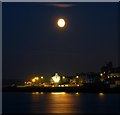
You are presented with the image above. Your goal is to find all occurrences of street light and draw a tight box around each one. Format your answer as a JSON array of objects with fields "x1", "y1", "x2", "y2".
[
  {"x1": 32, "y1": 78, "x2": 35, "y2": 82},
  {"x1": 76, "y1": 76, "x2": 79, "y2": 78},
  {"x1": 100, "y1": 73, "x2": 103, "y2": 76},
  {"x1": 35, "y1": 77, "x2": 39, "y2": 80}
]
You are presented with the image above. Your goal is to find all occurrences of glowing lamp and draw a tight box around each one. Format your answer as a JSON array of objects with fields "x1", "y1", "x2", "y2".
[
  {"x1": 52, "y1": 73, "x2": 61, "y2": 83},
  {"x1": 32, "y1": 79, "x2": 35, "y2": 82},
  {"x1": 35, "y1": 77, "x2": 39, "y2": 80},
  {"x1": 76, "y1": 76, "x2": 79, "y2": 78}
]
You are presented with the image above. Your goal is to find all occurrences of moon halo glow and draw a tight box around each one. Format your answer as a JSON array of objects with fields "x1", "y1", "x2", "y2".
[{"x1": 57, "y1": 18, "x2": 65, "y2": 28}]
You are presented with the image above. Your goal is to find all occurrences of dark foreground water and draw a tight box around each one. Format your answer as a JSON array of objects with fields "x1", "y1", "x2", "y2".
[{"x1": 2, "y1": 92, "x2": 120, "y2": 113}]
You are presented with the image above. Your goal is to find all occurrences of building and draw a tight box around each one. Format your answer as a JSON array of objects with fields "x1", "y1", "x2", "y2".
[
  {"x1": 51, "y1": 73, "x2": 61, "y2": 84},
  {"x1": 104, "y1": 72, "x2": 120, "y2": 88}
]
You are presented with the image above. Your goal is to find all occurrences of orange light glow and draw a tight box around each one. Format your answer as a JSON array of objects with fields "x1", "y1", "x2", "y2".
[
  {"x1": 32, "y1": 79, "x2": 35, "y2": 82},
  {"x1": 75, "y1": 92, "x2": 79, "y2": 95},
  {"x1": 99, "y1": 93, "x2": 104, "y2": 96},
  {"x1": 35, "y1": 77, "x2": 39, "y2": 80},
  {"x1": 32, "y1": 92, "x2": 39, "y2": 95},
  {"x1": 51, "y1": 92, "x2": 65, "y2": 95}
]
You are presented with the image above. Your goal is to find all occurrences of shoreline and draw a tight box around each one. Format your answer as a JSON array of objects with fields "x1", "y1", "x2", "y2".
[{"x1": 2, "y1": 86, "x2": 120, "y2": 93}]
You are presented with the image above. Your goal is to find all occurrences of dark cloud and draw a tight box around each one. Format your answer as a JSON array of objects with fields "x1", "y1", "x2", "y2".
[{"x1": 49, "y1": 3, "x2": 76, "y2": 8}]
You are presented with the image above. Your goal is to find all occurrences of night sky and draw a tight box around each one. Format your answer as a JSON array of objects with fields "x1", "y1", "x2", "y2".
[{"x1": 3, "y1": 2, "x2": 119, "y2": 79}]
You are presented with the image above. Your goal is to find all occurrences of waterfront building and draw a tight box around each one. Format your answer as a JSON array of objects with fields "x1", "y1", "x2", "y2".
[{"x1": 51, "y1": 73, "x2": 61, "y2": 84}]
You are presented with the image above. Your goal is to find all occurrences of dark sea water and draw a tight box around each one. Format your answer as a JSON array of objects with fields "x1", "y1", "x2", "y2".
[{"x1": 2, "y1": 92, "x2": 120, "y2": 113}]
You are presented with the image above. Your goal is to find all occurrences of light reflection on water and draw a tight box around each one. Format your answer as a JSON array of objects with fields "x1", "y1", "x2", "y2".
[
  {"x1": 31, "y1": 92, "x2": 80, "y2": 113},
  {"x1": 46, "y1": 92, "x2": 80, "y2": 113},
  {"x1": 99, "y1": 93, "x2": 104, "y2": 96},
  {"x1": 51, "y1": 92, "x2": 66, "y2": 95},
  {"x1": 3, "y1": 92, "x2": 120, "y2": 113}
]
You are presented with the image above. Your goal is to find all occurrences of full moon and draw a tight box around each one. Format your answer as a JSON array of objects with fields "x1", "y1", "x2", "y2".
[{"x1": 57, "y1": 18, "x2": 65, "y2": 28}]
